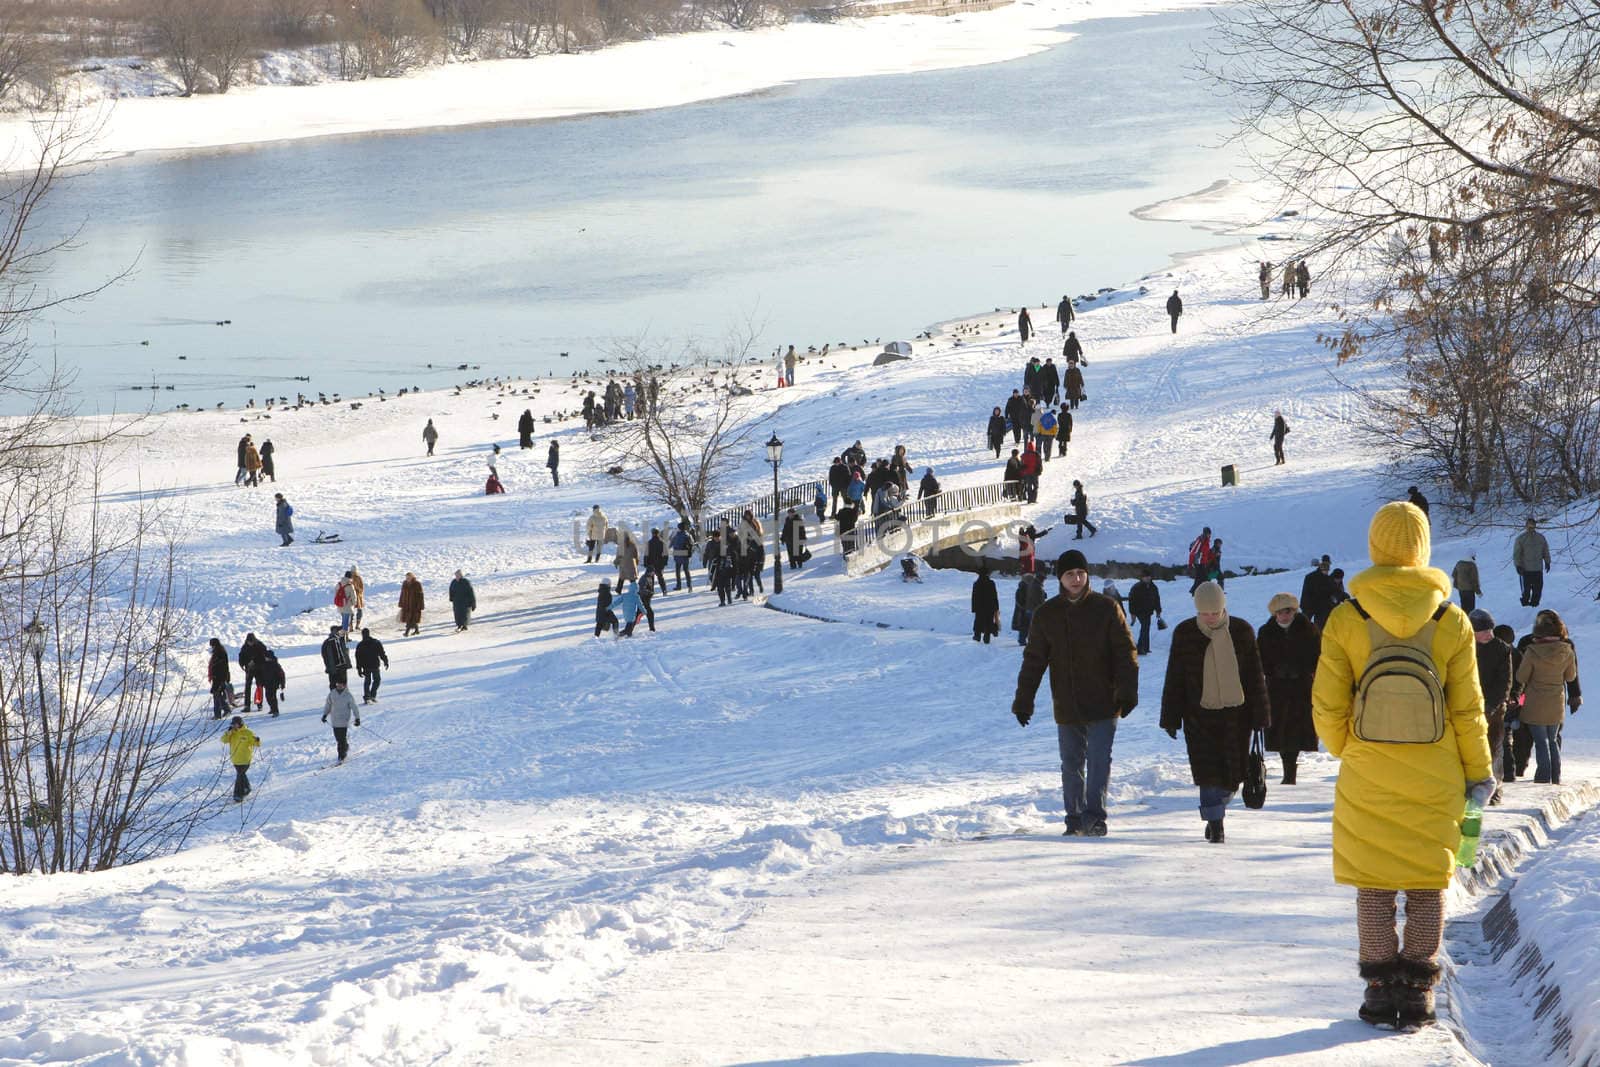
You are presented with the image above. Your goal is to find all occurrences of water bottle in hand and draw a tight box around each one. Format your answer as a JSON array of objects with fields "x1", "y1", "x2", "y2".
[{"x1": 1455, "y1": 798, "x2": 1483, "y2": 867}]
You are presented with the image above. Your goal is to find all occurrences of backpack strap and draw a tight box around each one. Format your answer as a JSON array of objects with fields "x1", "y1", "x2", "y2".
[
  {"x1": 1349, "y1": 598, "x2": 1371, "y2": 621},
  {"x1": 1431, "y1": 602, "x2": 1449, "y2": 622}
]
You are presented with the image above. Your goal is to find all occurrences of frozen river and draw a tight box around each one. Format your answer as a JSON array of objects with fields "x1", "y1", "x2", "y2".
[{"x1": 27, "y1": 7, "x2": 1241, "y2": 414}]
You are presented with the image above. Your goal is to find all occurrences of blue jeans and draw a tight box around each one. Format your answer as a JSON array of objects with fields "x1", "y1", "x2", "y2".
[
  {"x1": 1199, "y1": 785, "x2": 1233, "y2": 821},
  {"x1": 1057, "y1": 717, "x2": 1118, "y2": 825},
  {"x1": 1529, "y1": 724, "x2": 1561, "y2": 782}
]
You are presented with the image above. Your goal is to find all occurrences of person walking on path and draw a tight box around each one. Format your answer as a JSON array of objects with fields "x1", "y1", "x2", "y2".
[
  {"x1": 827, "y1": 457, "x2": 851, "y2": 517},
  {"x1": 1013, "y1": 571, "x2": 1046, "y2": 646},
  {"x1": 584, "y1": 505, "x2": 608, "y2": 564},
  {"x1": 1166, "y1": 290, "x2": 1183, "y2": 333},
  {"x1": 1515, "y1": 610, "x2": 1579, "y2": 784},
  {"x1": 1257, "y1": 592, "x2": 1321, "y2": 784},
  {"x1": 1296, "y1": 259, "x2": 1312, "y2": 299},
  {"x1": 1069, "y1": 480, "x2": 1097, "y2": 539},
  {"x1": 1451, "y1": 556, "x2": 1482, "y2": 614},
  {"x1": 546, "y1": 440, "x2": 560, "y2": 486},
  {"x1": 335, "y1": 571, "x2": 358, "y2": 637},
  {"x1": 784, "y1": 345, "x2": 798, "y2": 385},
  {"x1": 1406, "y1": 485, "x2": 1430, "y2": 518},
  {"x1": 243, "y1": 439, "x2": 263, "y2": 487},
  {"x1": 258, "y1": 650, "x2": 285, "y2": 717},
  {"x1": 321, "y1": 626, "x2": 351, "y2": 690},
  {"x1": 1128, "y1": 571, "x2": 1163, "y2": 655},
  {"x1": 670, "y1": 522, "x2": 696, "y2": 591},
  {"x1": 615, "y1": 527, "x2": 641, "y2": 588},
  {"x1": 238, "y1": 633, "x2": 268, "y2": 712},
  {"x1": 222, "y1": 717, "x2": 260, "y2": 803},
  {"x1": 1063, "y1": 331, "x2": 1084, "y2": 365},
  {"x1": 518, "y1": 409, "x2": 535, "y2": 449},
  {"x1": 986, "y1": 407, "x2": 1008, "y2": 458},
  {"x1": 321, "y1": 681, "x2": 361, "y2": 764},
  {"x1": 971, "y1": 566, "x2": 1000, "y2": 644},
  {"x1": 1311, "y1": 500, "x2": 1492, "y2": 1030},
  {"x1": 594, "y1": 580, "x2": 618, "y2": 636},
  {"x1": 1301, "y1": 555, "x2": 1335, "y2": 629},
  {"x1": 1017, "y1": 444, "x2": 1042, "y2": 504},
  {"x1": 448, "y1": 570, "x2": 476, "y2": 632},
  {"x1": 1207, "y1": 538, "x2": 1226, "y2": 589},
  {"x1": 274, "y1": 493, "x2": 294, "y2": 546},
  {"x1": 349, "y1": 566, "x2": 366, "y2": 629},
  {"x1": 1281, "y1": 261, "x2": 1296, "y2": 297},
  {"x1": 355, "y1": 628, "x2": 389, "y2": 705},
  {"x1": 399, "y1": 572, "x2": 425, "y2": 635},
  {"x1": 1259, "y1": 261, "x2": 1272, "y2": 300},
  {"x1": 644, "y1": 528, "x2": 669, "y2": 595},
  {"x1": 1018, "y1": 306, "x2": 1034, "y2": 345},
  {"x1": 1187, "y1": 527, "x2": 1213, "y2": 595},
  {"x1": 208, "y1": 638, "x2": 233, "y2": 719},
  {"x1": 1469, "y1": 609, "x2": 1512, "y2": 799},
  {"x1": 259, "y1": 439, "x2": 276, "y2": 482},
  {"x1": 1270, "y1": 411, "x2": 1290, "y2": 465},
  {"x1": 423, "y1": 419, "x2": 439, "y2": 456},
  {"x1": 1012, "y1": 549, "x2": 1140, "y2": 837},
  {"x1": 1004, "y1": 391, "x2": 1029, "y2": 446},
  {"x1": 1160, "y1": 581, "x2": 1270, "y2": 843},
  {"x1": 782, "y1": 507, "x2": 807, "y2": 570},
  {"x1": 1513, "y1": 518, "x2": 1551, "y2": 607},
  {"x1": 1063, "y1": 362, "x2": 1085, "y2": 410},
  {"x1": 235, "y1": 434, "x2": 252, "y2": 486},
  {"x1": 917, "y1": 468, "x2": 940, "y2": 520},
  {"x1": 1056, "y1": 295, "x2": 1074, "y2": 334},
  {"x1": 1039, "y1": 358, "x2": 1061, "y2": 407}
]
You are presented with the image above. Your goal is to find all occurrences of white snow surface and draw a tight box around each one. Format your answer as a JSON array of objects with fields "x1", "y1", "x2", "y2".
[
  {"x1": 0, "y1": 0, "x2": 1217, "y2": 167},
  {"x1": 0, "y1": 181, "x2": 1597, "y2": 1065}
]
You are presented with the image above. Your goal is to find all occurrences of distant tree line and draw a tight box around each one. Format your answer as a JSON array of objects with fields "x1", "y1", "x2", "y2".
[{"x1": 0, "y1": 0, "x2": 843, "y2": 102}]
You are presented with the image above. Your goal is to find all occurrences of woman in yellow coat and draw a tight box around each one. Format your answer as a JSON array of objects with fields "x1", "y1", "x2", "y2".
[
  {"x1": 221, "y1": 716, "x2": 260, "y2": 803},
  {"x1": 1311, "y1": 502, "x2": 1492, "y2": 1029}
]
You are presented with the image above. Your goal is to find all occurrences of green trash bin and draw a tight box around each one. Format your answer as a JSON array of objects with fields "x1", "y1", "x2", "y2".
[{"x1": 1221, "y1": 464, "x2": 1239, "y2": 487}]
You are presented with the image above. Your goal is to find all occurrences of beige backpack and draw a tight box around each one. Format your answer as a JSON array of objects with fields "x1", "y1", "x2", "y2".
[{"x1": 1349, "y1": 600, "x2": 1449, "y2": 744}]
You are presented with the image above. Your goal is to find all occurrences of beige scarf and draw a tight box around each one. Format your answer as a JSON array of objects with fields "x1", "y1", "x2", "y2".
[{"x1": 1200, "y1": 614, "x2": 1246, "y2": 710}]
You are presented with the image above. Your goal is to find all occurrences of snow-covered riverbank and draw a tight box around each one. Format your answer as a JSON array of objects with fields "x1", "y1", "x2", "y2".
[{"x1": 0, "y1": 0, "x2": 1215, "y2": 166}]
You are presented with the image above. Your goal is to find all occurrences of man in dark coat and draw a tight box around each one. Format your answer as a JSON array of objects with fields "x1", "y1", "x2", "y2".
[
  {"x1": 259, "y1": 439, "x2": 276, "y2": 482},
  {"x1": 1406, "y1": 485, "x2": 1430, "y2": 518},
  {"x1": 782, "y1": 508, "x2": 806, "y2": 569},
  {"x1": 1160, "y1": 581, "x2": 1270, "y2": 842},
  {"x1": 1470, "y1": 609, "x2": 1512, "y2": 798},
  {"x1": 644, "y1": 528, "x2": 669, "y2": 594},
  {"x1": 1063, "y1": 332, "x2": 1084, "y2": 364},
  {"x1": 235, "y1": 434, "x2": 251, "y2": 486},
  {"x1": 258, "y1": 650, "x2": 285, "y2": 717},
  {"x1": 986, "y1": 408, "x2": 1008, "y2": 458},
  {"x1": 1270, "y1": 411, "x2": 1290, "y2": 465},
  {"x1": 1018, "y1": 307, "x2": 1033, "y2": 344},
  {"x1": 1069, "y1": 480, "x2": 1096, "y2": 539},
  {"x1": 1257, "y1": 592, "x2": 1320, "y2": 783},
  {"x1": 1166, "y1": 290, "x2": 1183, "y2": 333},
  {"x1": 354, "y1": 628, "x2": 390, "y2": 704},
  {"x1": 1012, "y1": 549, "x2": 1140, "y2": 836},
  {"x1": 971, "y1": 567, "x2": 1000, "y2": 644},
  {"x1": 1300, "y1": 555, "x2": 1335, "y2": 629},
  {"x1": 1002, "y1": 450, "x2": 1022, "y2": 498},
  {"x1": 238, "y1": 633, "x2": 268, "y2": 711},
  {"x1": 320, "y1": 626, "x2": 351, "y2": 690},
  {"x1": 1022, "y1": 358, "x2": 1041, "y2": 399},
  {"x1": 546, "y1": 440, "x2": 560, "y2": 486},
  {"x1": 1004, "y1": 391, "x2": 1029, "y2": 444},
  {"x1": 1063, "y1": 364, "x2": 1085, "y2": 409},
  {"x1": 1127, "y1": 571, "x2": 1163, "y2": 655},
  {"x1": 517, "y1": 409, "x2": 535, "y2": 449},
  {"x1": 1039, "y1": 358, "x2": 1061, "y2": 407},
  {"x1": 827, "y1": 457, "x2": 851, "y2": 517},
  {"x1": 917, "y1": 468, "x2": 940, "y2": 520},
  {"x1": 448, "y1": 570, "x2": 476, "y2": 631},
  {"x1": 1056, "y1": 294, "x2": 1075, "y2": 334}
]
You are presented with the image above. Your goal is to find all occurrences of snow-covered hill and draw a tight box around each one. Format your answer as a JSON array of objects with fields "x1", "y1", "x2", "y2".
[{"x1": 1, "y1": 183, "x2": 1595, "y2": 1066}]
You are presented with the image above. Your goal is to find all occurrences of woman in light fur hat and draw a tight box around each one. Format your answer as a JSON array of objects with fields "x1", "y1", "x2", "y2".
[
  {"x1": 1159, "y1": 581, "x2": 1270, "y2": 844},
  {"x1": 1257, "y1": 591, "x2": 1322, "y2": 785}
]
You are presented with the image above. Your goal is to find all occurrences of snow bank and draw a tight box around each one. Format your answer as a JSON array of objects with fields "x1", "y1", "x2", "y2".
[{"x1": 2, "y1": 0, "x2": 1218, "y2": 165}]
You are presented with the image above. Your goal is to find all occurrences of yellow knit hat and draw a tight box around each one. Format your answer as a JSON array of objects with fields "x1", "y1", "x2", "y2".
[{"x1": 1368, "y1": 501, "x2": 1431, "y2": 567}]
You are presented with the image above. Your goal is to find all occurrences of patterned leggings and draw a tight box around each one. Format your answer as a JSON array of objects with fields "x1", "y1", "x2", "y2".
[{"x1": 1357, "y1": 888, "x2": 1444, "y2": 962}]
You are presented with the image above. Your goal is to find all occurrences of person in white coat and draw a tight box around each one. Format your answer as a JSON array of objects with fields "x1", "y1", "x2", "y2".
[
  {"x1": 585, "y1": 504, "x2": 608, "y2": 564},
  {"x1": 321, "y1": 681, "x2": 361, "y2": 763}
]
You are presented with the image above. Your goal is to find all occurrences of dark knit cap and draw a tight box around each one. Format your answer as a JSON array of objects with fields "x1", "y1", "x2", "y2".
[
  {"x1": 1056, "y1": 549, "x2": 1089, "y2": 574},
  {"x1": 1468, "y1": 608, "x2": 1495, "y2": 633}
]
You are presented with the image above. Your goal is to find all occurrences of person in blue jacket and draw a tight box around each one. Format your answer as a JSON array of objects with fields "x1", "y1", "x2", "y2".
[{"x1": 612, "y1": 582, "x2": 644, "y2": 637}]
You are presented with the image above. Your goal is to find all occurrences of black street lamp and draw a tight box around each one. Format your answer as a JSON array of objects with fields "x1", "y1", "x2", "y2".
[
  {"x1": 22, "y1": 616, "x2": 57, "y2": 825},
  {"x1": 766, "y1": 433, "x2": 784, "y2": 595}
]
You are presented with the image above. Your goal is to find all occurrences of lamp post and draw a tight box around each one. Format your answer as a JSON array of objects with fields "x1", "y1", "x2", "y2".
[
  {"x1": 766, "y1": 433, "x2": 783, "y2": 595},
  {"x1": 22, "y1": 616, "x2": 56, "y2": 822}
]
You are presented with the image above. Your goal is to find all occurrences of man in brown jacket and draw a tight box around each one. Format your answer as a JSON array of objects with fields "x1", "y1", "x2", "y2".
[{"x1": 1012, "y1": 549, "x2": 1140, "y2": 836}]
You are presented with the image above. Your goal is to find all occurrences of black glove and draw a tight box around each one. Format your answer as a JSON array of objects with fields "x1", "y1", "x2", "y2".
[
  {"x1": 1013, "y1": 707, "x2": 1032, "y2": 727},
  {"x1": 320, "y1": 715, "x2": 327, "y2": 723},
  {"x1": 1164, "y1": 726, "x2": 1178, "y2": 740},
  {"x1": 1118, "y1": 706, "x2": 1133, "y2": 719},
  {"x1": 355, "y1": 718, "x2": 362, "y2": 727}
]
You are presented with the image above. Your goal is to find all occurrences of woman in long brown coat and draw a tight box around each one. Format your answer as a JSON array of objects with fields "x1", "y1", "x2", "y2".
[
  {"x1": 1257, "y1": 592, "x2": 1321, "y2": 784},
  {"x1": 398, "y1": 572, "x2": 425, "y2": 636},
  {"x1": 1515, "y1": 610, "x2": 1579, "y2": 784},
  {"x1": 1160, "y1": 581, "x2": 1270, "y2": 843}
]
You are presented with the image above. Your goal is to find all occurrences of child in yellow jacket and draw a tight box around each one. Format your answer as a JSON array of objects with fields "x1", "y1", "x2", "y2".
[{"x1": 222, "y1": 716, "x2": 260, "y2": 803}]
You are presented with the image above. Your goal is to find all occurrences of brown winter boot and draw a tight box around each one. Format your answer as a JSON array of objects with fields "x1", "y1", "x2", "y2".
[
  {"x1": 1394, "y1": 956, "x2": 1441, "y2": 1029},
  {"x1": 1358, "y1": 958, "x2": 1401, "y2": 1029}
]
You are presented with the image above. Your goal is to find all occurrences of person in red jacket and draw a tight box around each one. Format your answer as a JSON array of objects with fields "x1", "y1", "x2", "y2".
[{"x1": 1018, "y1": 443, "x2": 1042, "y2": 503}]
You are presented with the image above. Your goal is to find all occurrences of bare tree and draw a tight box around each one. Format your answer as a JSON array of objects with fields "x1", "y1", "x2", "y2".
[
  {"x1": 600, "y1": 331, "x2": 760, "y2": 530},
  {"x1": 199, "y1": 0, "x2": 262, "y2": 93},
  {"x1": 1212, "y1": 0, "x2": 1600, "y2": 534},
  {"x1": 147, "y1": 0, "x2": 211, "y2": 94},
  {"x1": 331, "y1": 0, "x2": 441, "y2": 79},
  {"x1": 0, "y1": 3, "x2": 52, "y2": 107}
]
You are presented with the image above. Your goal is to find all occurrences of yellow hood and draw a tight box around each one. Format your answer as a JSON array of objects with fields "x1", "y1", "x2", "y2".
[{"x1": 1346, "y1": 565, "x2": 1451, "y2": 638}]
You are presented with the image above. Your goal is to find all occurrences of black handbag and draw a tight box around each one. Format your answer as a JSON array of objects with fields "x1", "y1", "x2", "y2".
[
  {"x1": 1156, "y1": 615, "x2": 1168, "y2": 630},
  {"x1": 1243, "y1": 730, "x2": 1268, "y2": 809}
]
